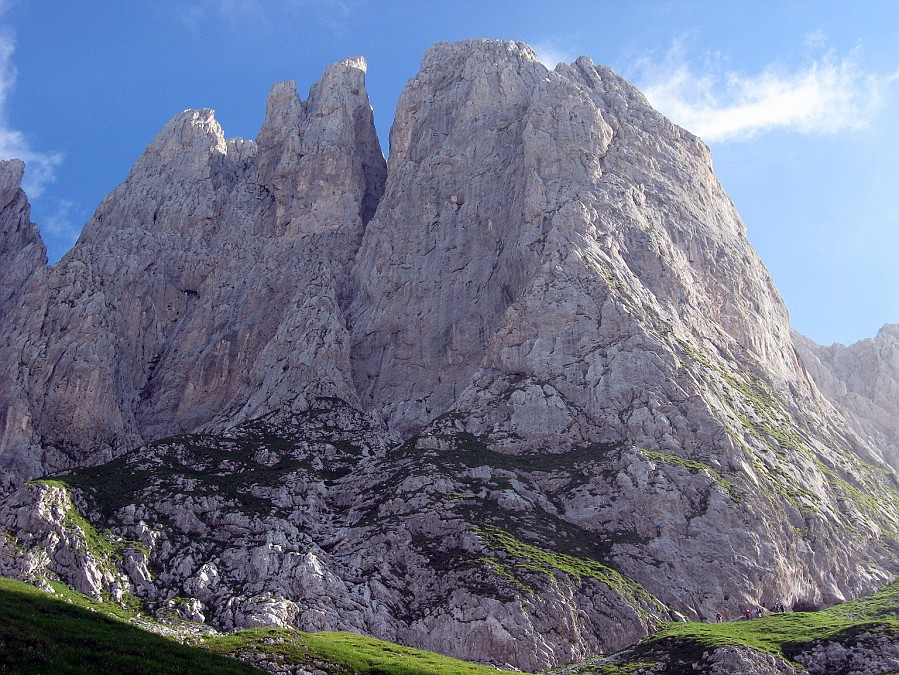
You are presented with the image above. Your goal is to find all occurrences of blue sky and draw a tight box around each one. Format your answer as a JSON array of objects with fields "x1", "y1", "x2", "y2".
[{"x1": 1, "y1": 0, "x2": 897, "y2": 346}]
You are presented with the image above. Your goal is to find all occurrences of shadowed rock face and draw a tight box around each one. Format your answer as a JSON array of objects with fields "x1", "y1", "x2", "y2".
[
  {"x1": 0, "y1": 58, "x2": 386, "y2": 491},
  {"x1": 0, "y1": 160, "x2": 46, "y2": 314},
  {"x1": 0, "y1": 39, "x2": 898, "y2": 671}
]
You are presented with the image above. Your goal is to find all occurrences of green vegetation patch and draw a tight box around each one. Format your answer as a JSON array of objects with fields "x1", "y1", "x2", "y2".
[
  {"x1": 476, "y1": 556, "x2": 534, "y2": 594},
  {"x1": 623, "y1": 580, "x2": 899, "y2": 668},
  {"x1": 477, "y1": 524, "x2": 665, "y2": 625},
  {"x1": 202, "y1": 626, "x2": 502, "y2": 675},
  {"x1": 29, "y1": 479, "x2": 120, "y2": 564},
  {"x1": 638, "y1": 448, "x2": 741, "y2": 502},
  {"x1": 0, "y1": 528, "x2": 21, "y2": 554},
  {"x1": 0, "y1": 576, "x2": 258, "y2": 674},
  {"x1": 829, "y1": 580, "x2": 899, "y2": 623}
]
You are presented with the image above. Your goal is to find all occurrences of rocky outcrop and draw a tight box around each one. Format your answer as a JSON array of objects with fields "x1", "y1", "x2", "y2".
[
  {"x1": 349, "y1": 41, "x2": 798, "y2": 438},
  {"x1": 1, "y1": 39, "x2": 898, "y2": 671},
  {"x1": 794, "y1": 630, "x2": 899, "y2": 674},
  {"x1": 0, "y1": 480, "x2": 149, "y2": 601},
  {"x1": 794, "y1": 326, "x2": 899, "y2": 470},
  {"x1": 0, "y1": 402, "x2": 669, "y2": 670},
  {"x1": 0, "y1": 160, "x2": 46, "y2": 315},
  {"x1": 0, "y1": 58, "x2": 386, "y2": 492}
]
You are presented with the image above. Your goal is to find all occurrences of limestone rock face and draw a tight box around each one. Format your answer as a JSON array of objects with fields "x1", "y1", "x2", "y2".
[
  {"x1": 0, "y1": 160, "x2": 46, "y2": 314},
  {"x1": 0, "y1": 58, "x2": 386, "y2": 491},
  {"x1": 1, "y1": 39, "x2": 898, "y2": 672},
  {"x1": 794, "y1": 326, "x2": 899, "y2": 470},
  {"x1": 0, "y1": 159, "x2": 50, "y2": 487},
  {"x1": 350, "y1": 41, "x2": 800, "y2": 438},
  {"x1": 349, "y1": 43, "x2": 899, "y2": 645}
]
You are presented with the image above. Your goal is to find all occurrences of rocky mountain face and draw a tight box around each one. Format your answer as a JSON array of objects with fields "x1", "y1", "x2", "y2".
[
  {"x1": 0, "y1": 57, "x2": 386, "y2": 492},
  {"x1": 793, "y1": 326, "x2": 899, "y2": 471},
  {"x1": 1, "y1": 40, "x2": 898, "y2": 671}
]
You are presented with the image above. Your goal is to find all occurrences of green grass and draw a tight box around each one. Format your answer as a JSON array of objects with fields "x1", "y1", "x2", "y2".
[
  {"x1": 0, "y1": 577, "x2": 259, "y2": 674},
  {"x1": 477, "y1": 524, "x2": 666, "y2": 626},
  {"x1": 613, "y1": 580, "x2": 899, "y2": 670},
  {"x1": 202, "y1": 626, "x2": 502, "y2": 674},
  {"x1": 0, "y1": 576, "x2": 504, "y2": 674}
]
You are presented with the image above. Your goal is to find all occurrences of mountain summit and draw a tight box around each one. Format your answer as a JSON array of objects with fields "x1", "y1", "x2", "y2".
[{"x1": 1, "y1": 40, "x2": 897, "y2": 670}]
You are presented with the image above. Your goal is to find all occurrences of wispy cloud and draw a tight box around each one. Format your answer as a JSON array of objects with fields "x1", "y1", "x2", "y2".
[
  {"x1": 0, "y1": 23, "x2": 62, "y2": 196},
  {"x1": 532, "y1": 41, "x2": 578, "y2": 69},
  {"x1": 632, "y1": 39, "x2": 895, "y2": 143},
  {"x1": 179, "y1": 0, "x2": 351, "y2": 34},
  {"x1": 41, "y1": 197, "x2": 79, "y2": 255}
]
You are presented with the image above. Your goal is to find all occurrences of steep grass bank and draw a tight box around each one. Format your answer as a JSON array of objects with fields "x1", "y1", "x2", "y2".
[
  {"x1": 559, "y1": 580, "x2": 899, "y2": 673},
  {"x1": 0, "y1": 576, "x2": 499, "y2": 674}
]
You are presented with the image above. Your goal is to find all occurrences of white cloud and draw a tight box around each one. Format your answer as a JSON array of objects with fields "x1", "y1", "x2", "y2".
[
  {"x1": 532, "y1": 41, "x2": 577, "y2": 69},
  {"x1": 41, "y1": 197, "x2": 79, "y2": 248},
  {"x1": 633, "y1": 42, "x2": 893, "y2": 143},
  {"x1": 802, "y1": 29, "x2": 828, "y2": 51},
  {"x1": 180, "y1": 0, "x2": 351, "y2": 32},
  {"x1": 0, "y1": 24, "x2": 62, "y2": 197}
]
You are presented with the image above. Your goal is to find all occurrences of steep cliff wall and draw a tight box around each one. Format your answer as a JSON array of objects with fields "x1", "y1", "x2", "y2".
[
  {"x1": 795, "y1": 325, "x2": 899, "y2": 470},
  {"x1": 0, "y1": 59, "x2": 386, "y2": 492}
]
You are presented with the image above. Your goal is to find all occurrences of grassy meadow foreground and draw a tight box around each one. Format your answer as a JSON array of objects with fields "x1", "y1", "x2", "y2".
[
  {"x1": 0, "y1": 577, "x2": 495, "y2": 674},
  {"x1": 1, "y1": 575, "x2": 897, "y2": 673}
]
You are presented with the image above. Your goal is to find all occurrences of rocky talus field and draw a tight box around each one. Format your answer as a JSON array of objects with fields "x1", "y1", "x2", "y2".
[{"x1": 1, "y1": 40, "x2": 898, "y2": 673}]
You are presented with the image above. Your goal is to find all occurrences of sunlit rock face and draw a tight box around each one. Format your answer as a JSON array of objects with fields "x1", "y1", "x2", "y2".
[
  {"x1": 0, "y1": 58, "x2": 386, "y2": 492},
  {"x1": 0, "y1": 40, "x2": 897, "y2": 671},
  {"x1": 794, "y1": 325, "x2": 899, "y2": 470}
]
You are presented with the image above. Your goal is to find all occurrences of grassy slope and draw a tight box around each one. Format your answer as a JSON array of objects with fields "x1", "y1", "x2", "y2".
[
  {"x1": 3, "y1": 572, "x2": 898, "y2": 674},
  {"x1": 202, "y1": 627, "x2": 501, "y2": 674},
  {"x1": 588, "y1": 580, "x2": 899, "y2": 673},
  {"x1": 0, "y1": 577, "x2": 258, "y2": 674},
  {"x1": 0, "y1": 577, "x2": 499, "y2": 674}
]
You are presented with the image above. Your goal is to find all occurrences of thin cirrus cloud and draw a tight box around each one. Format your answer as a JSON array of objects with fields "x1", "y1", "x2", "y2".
[
  {"x1": 0, "y1": 25, "x2": 62, "y2": 197},
  {"x1": 40, "y1": 198, "x2": 80, "y2": 247},
  {"x1": 179, "y1": 0, "x2": 351, "y2": 30},
  {"x1": 533, "y1": 42, "x2": 578, "y2": 69},
  {"x1": 633, "y1": 44, "x2": 894, "y2": 143}
]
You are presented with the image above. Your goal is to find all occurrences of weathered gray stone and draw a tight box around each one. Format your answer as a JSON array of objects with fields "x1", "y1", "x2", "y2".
[
  {"x1": 0, "y1": 39, "x2": 897, "y2": 672},
  {"x1": 794, "y1": 325, "x2": 899, "y2": 470},
  {"x1": 0, "y1": 58, "x2": 386, "y2": 491}
]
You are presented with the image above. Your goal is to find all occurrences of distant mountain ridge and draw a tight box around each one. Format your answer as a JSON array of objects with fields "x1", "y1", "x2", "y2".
[
  {"x1": 0, "y1": 40, "x2": 897, "y2": 670},
  {"x1": 794, "y1": 325, "x2": 899, "y2": 470}
]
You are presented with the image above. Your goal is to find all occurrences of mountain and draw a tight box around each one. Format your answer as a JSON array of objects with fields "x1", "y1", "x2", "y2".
[
  {"x1": 793, "y1": 326, "x2": 899, "y2": 471},
  {"x1": 0, "y1": 39, "x2": 897, "y2": 671},
  {"x1": 0, "y1": 57, "x2": 386, "y2": 491}
]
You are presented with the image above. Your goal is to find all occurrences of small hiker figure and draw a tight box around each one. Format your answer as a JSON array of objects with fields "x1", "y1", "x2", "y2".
[
  {"x1": 756, "y1": 607, "x2": 764, "y2": 618},
  {"x1": 655, "y1": 523, "x2": 662, "y2": 538},
  {"x1": 715, "y1": 612, "x2": 723, "y2": 623},
  {"x1": 743, "y1": 608, "x2": 752, "y2": 620}
]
